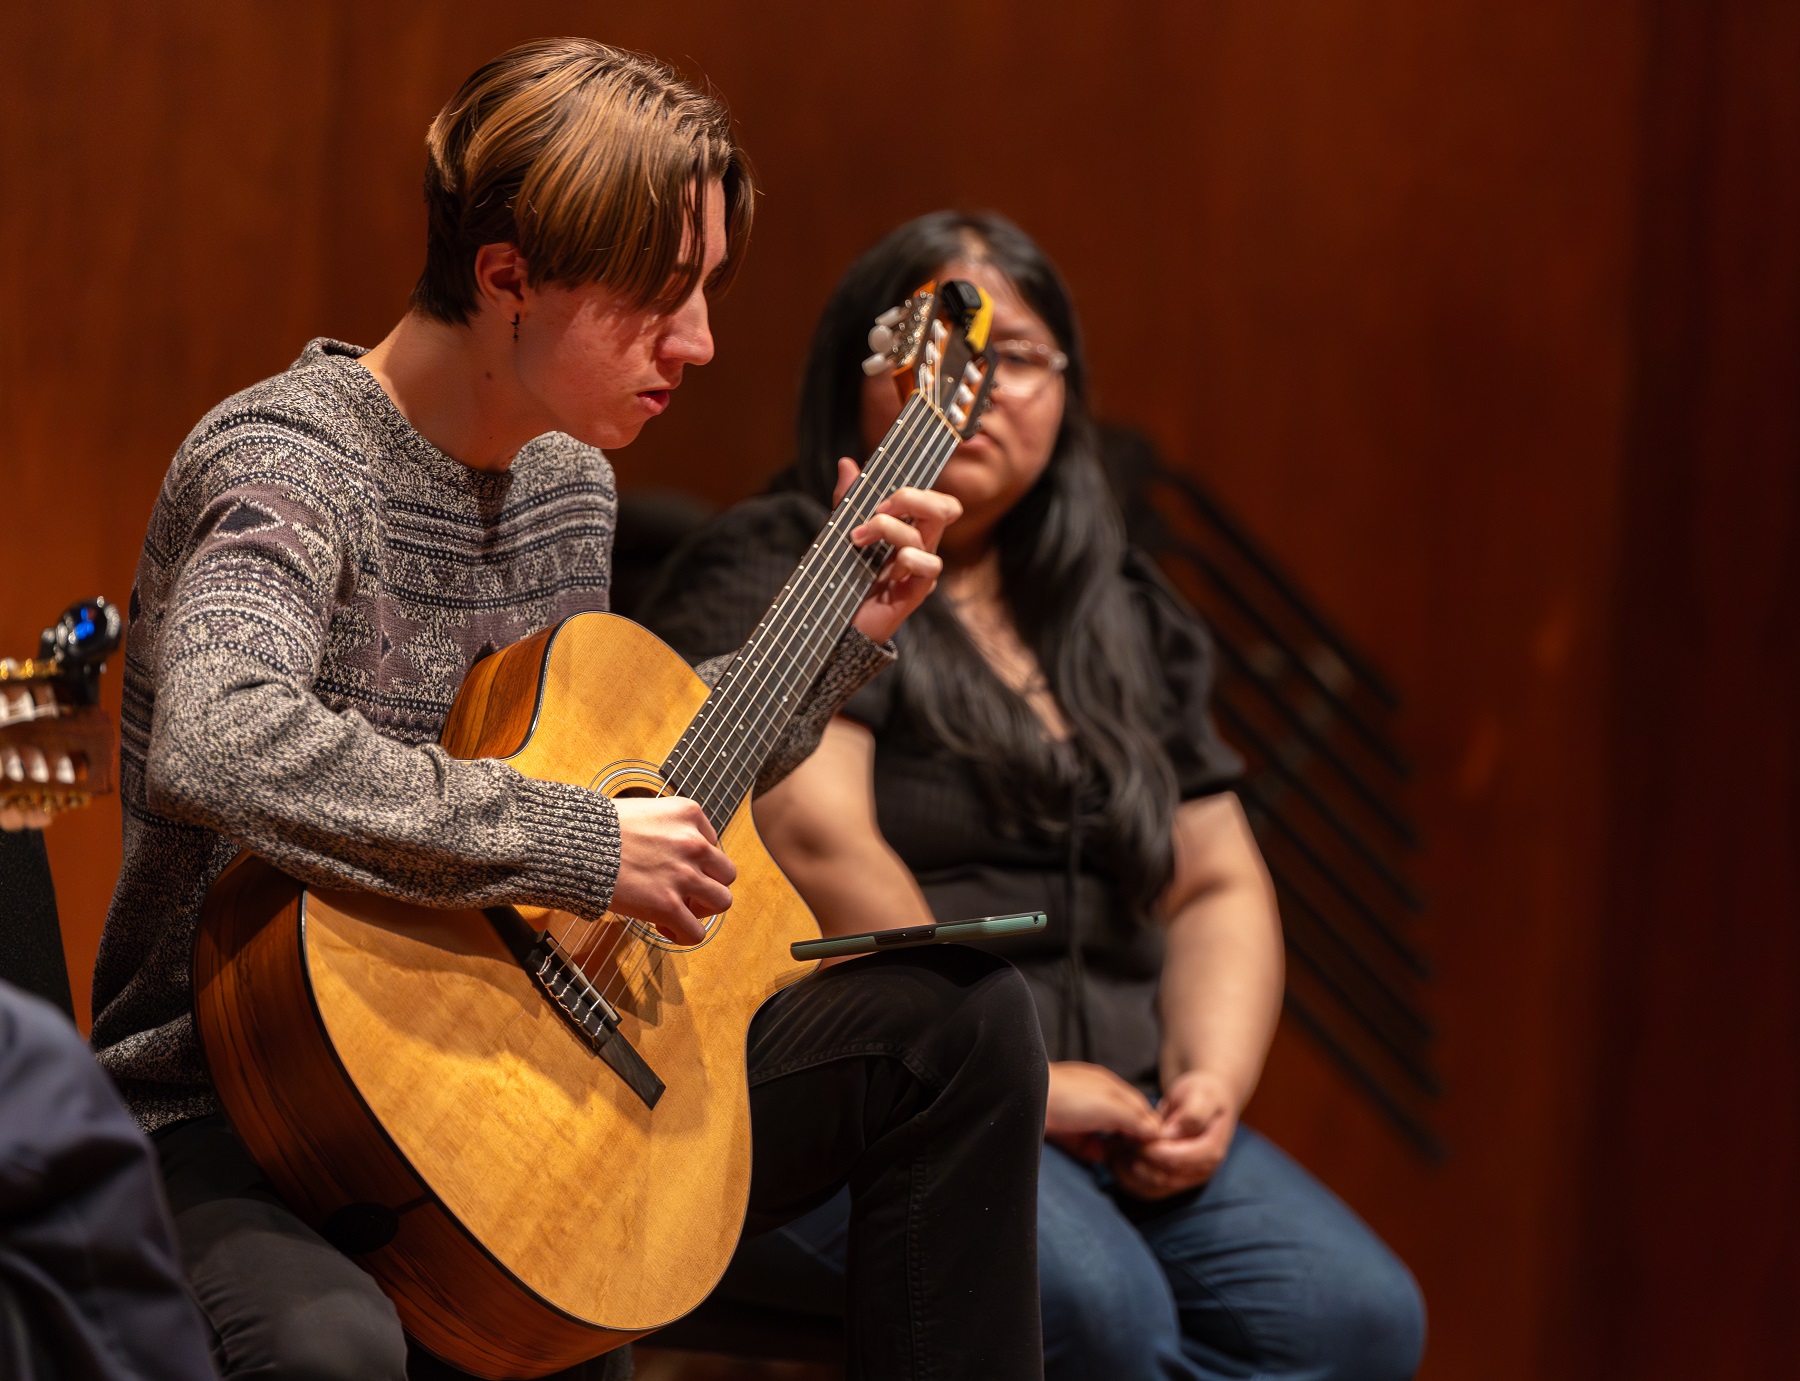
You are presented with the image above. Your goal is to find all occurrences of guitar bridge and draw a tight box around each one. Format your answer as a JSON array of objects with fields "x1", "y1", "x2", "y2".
[
  {"x1": 526, "y1": 940, "x2": 665, "y2": 1110},
  {"x1": 529, "y1": 940, "x2": 623, "y2": 1045},
  {"x1": 484, "y1": 906, "x2": 666, "y2": 1110}
]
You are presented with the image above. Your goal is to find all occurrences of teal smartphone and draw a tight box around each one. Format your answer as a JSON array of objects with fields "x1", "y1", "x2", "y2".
[{"x1": 790, "y1": 912, "x2": 1047, "y2": 961}]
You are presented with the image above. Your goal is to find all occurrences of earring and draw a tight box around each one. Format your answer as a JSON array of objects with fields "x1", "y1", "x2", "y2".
[{"x1": 511, "y1": 313, "x2": 520, "y2": 342}]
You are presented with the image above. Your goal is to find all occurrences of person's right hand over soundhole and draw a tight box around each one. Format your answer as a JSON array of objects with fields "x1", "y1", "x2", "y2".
[{"x1": 610, "y1": 795, "x2": 737, "y2": 945}]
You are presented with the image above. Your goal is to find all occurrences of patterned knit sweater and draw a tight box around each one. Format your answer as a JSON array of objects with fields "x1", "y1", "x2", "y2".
[{"x1": 91, "y1": 339, "x2": 891, "y2": 1132}]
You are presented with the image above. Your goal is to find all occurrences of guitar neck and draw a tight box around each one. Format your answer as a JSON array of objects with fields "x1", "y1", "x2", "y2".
[{"x1": 661, "y1": 393, "x2": 960, "y2": 825}]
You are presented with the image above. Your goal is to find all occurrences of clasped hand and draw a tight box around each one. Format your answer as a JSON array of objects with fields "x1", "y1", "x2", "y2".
[
  {"x1": 1045, "y1": 1062, "x2": 1238, "y2": 1200},
  {"x1": 610, "y1": 458, "x2": 959, "y2": 943}
]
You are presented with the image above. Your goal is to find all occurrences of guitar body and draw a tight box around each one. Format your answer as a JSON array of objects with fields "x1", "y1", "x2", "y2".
[{"x1": 194, "y1": 614, "x2": 821, "y2": 1378}]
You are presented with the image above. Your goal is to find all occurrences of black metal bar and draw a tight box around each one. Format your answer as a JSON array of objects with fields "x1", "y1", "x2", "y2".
[
  {"x1": 1204, "y1": 618, "x2": 1418, "y2": 847},
  {"x1": 1214, "y1": 692, "x2": 1424, "y2": 911},
  {"x1": 1149, "y1": 467, "x2": 1403, "y2": 711},
  {"x1": 1283, "y1": 991, "x2": 1446, "y2": 1161},
  {"x1": 1160, "y1": 541, "x2": 1412, "y2": 779},
  {"x1": 1283, "y1": 913, "x2": 1440, "y2": 1096},
  {"x1": 1240, "y1": 781, "x2": 1431, "y2": 977},
  {"x1": 1271, "y1": 869, "x2": 1434, "y2": 1040}
]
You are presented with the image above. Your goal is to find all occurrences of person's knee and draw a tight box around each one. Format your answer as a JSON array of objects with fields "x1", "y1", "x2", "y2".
[
  {"x1": 1042, "y1": 1249, "x2": 1183, "y2": 1378},
  {"x1": 916, "y1": 949, "x2": 1046, "y2": 1111},
  {"x1": 180, "y1": 1205, "x2": 409, "y2": 1381},
  {"x1": 1348, "y1": 1256, "x2": 1427, "y2": 1379},
  {"x1": 911, "y1": 947, "x2": 1043, "y2": 1064},
  {"x1": 1299, "y1": 1249, "x2": 1427, "y2": 1381},
  {"x1": 254, "y1": 1291, "x2": 409, "y2": 1381}
]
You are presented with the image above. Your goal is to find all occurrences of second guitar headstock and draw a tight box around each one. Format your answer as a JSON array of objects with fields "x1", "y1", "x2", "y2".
[{"x1": 1, "y1": 596, "x2": 122, "y2": 830}]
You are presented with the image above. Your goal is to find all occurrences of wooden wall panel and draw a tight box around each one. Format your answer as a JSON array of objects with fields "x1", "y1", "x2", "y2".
[
  {"x1": 1564, "y1": 1, "x2": 1800, "y2": 1373},
  {"x1": 0, "y1": 3, "x2": 1791, "y2": 1375},
  {"x1": 0, "y1": 4, "x2": 343, "y2": 1027}
]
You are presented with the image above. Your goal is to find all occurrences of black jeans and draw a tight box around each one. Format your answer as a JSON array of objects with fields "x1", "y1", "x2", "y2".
[{"x1": 155, "y1": 947, "x2": 1047, "y2": 1380}]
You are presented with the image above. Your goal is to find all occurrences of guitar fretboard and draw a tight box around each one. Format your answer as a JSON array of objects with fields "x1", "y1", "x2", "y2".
[{"x1": 660, "y1": 392, "x2": 961, "y2": 826}]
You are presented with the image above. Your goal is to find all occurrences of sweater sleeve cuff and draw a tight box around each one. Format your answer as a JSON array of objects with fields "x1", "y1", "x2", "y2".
[
  {"x1": 813, "y1": 626, "x2": 895, "y2": 714},
  {"x1": 512, "y1": 777, "x2": 623, "y2": 920},
  {"x1": 754, "y1": 627, "x2": 897, "y2": 796}
]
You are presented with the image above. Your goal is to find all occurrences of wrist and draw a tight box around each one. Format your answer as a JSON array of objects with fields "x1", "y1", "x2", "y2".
[{"x1": 1160, "y1": 1064, "x2": 1249, "y2": 1115}]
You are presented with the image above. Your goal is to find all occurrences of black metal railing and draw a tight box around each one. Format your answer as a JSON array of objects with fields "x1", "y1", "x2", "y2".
[{"x1": 1100, "y1": 426, "x2": 1443, "y2": 1160}]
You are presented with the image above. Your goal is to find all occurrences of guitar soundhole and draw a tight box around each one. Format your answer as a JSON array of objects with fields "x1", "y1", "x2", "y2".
[{"x1": 586, "y1": 760, "x2": 721, "y2": 950}]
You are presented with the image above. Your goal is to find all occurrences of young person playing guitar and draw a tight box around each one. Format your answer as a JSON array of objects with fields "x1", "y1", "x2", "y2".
[{"x1": 89, "y1": 41, "x2": 1046, "y2": 1381}]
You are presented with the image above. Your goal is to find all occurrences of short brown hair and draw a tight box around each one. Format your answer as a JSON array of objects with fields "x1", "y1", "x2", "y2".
[{"x1": 410, "y1": 38, "x2": 754, "y2": 323}]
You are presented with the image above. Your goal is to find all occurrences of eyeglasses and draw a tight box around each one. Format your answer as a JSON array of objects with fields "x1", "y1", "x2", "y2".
[{"x1": 988, "y1": 339, "x2": 1069, "y2": 401}]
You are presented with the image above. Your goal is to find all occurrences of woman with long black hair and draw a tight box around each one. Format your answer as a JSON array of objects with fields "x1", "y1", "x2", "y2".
[{"x1": 642, "y1": 211, "x2": 1425, "y2": 1380}]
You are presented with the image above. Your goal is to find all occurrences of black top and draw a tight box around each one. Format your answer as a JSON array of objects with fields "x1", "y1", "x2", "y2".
[{"x1": 639, "y1": 492, "x2": 1242, "y2": 1085}]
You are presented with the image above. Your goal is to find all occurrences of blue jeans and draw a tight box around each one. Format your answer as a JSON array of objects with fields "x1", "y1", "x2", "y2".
[{"x1": 718, "y1": 1126, "x2": 1424, "y2": 1380}]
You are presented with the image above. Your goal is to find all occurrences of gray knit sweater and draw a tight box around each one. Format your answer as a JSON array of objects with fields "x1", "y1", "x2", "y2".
[{"x1": 92, "y1": 339, "x2": 890, "y2": 1132}]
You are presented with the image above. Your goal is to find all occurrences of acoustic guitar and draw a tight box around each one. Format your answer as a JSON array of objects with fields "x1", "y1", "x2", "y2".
[
  {"x1": 1, "y1": 598, "x2": 122, "y2": 831},
  {"x1": 194, "y1": 280, "x2": 997, "y2": 1377}
]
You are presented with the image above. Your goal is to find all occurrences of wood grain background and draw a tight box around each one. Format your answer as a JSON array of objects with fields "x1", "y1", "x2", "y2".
[{"x1": 1, "y1": 2, "x2": 1793, "y2": 1375}]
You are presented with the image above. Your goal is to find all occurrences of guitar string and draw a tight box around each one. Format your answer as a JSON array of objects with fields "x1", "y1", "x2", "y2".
[
  {"x1": 570, "y1": 404, "x2": 960, "y2": 1003},
  {"x1": 584, "y1": 365, "x2": 978, "y2": 1001},
  {"x1": 576, "y1": 372, "x2": 979, "y2": 1007},
  {"x1": 563, "y1": 406, "x2": 955, "y2": 1003},
  {"x1": 565, "y1": 396, "x2": 954, "y2": 993},
  {"x1": 658, "y1": 392, "x2": 964, "y2": 858},
  {"x1": 680, "y1": 351, "x2": 982, "y2": 787},
  {"x1": 576, "y1": 418, "x2": 964, "y2": 1012},
  {"x1": 567, "y1": 358, "x2": 980, "y2": 1011},
  {"x1": 683, "y1": 418, "x2": 962, "y2": 814},
  {"x1": 555, "y1": 393, "x2": 947, "y2": 986},
  {"x1": 670, "y1": 393, "x2": 948, "y2": 806}
]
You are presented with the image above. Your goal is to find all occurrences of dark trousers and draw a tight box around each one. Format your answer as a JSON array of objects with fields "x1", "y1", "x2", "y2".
[
  {"x1": 0, "y1": 982, "x2": 216, "y2": 1381},
  {"x1": 155, "y1": 947, "x2": 1047, "y2": 1381}
]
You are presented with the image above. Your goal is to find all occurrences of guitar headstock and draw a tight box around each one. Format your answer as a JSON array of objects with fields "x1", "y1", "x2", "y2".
[
  {"x1": 1, "y1": 597, "x2": 122, "y2": 831},
  {"x1": 861, "y1": 278, "x2": 998, "y2": 441}
]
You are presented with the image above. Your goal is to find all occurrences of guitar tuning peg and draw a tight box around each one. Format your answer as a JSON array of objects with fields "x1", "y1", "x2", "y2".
[
  {"x1": 861, "y1": 353, "x2": 891, "y2": 378},
  {"x1": 875, "y1": 306, "x2": 906, "y2": 328},
  {"x1": 53, "y1": 754, "x2": 76, "y2": 785},
  {"x1": 2, "y1": 748, "x2": 23, "y2": 782},
  {"x1": 22, "y1": 747, "x2": 49, "y2": 784},
  {"x1": 929, "y1": 321, "x2": 948, "y2": 349},
  {"x1": 867, "y1": 324, "x2": 895, "y2": 355},
  {"x1": 947, "y1": 405, "x2": 968, "y2": 429}
]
